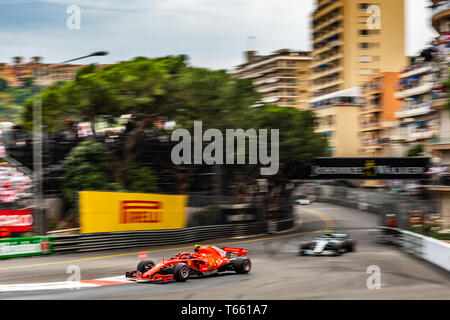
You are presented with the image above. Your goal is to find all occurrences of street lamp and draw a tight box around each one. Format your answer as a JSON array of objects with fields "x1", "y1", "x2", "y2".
[{"x1": 33, "y1": 51, "x2": 109, "y2": 235}]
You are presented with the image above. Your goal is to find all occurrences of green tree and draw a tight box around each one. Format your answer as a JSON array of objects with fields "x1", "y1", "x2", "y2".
[
  {"x1": 62, "y1": 140, "x2": 119, "y2": 208},
  {"x1": 21, "y1": 55, "x2": 329, "y2": 194},
  {"x1": 0, "y1": 78, "x2": 7, "y2": 91},
  {"x1": 123, "y1": 164, "x2": 158, "y2": 193},
  {"x1": 407, "y1": 144, "x2": 424, "y2": 157},
  {"x1": 245, "y1": 105, "x2": 329, "y2": 181}
]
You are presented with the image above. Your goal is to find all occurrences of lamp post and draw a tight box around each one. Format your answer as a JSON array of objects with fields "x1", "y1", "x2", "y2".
[{"x1": 33, "y1": 51, "x2": 109, "y2": 235}]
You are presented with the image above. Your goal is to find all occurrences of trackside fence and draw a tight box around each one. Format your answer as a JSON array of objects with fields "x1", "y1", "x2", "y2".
[
  {"x1": 51, "y1": 219, "x2": 294, "y2": 254},
  {"x1": 378, "y1": 227, "x2": 450, "y2": 272}
]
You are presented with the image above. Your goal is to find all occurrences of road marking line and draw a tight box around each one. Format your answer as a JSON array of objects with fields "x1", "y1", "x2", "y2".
[
  {"x1": 0, "y1": 281, "x2": 98, "y2": 292},
  {"x1": 79, "y1": 280, "x2": 130, "y2": 286},
  {"x1": 298, "y1": 207, "x2": 335, "y2": 229}
]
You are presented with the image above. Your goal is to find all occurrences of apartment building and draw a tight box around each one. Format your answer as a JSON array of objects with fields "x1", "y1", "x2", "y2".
[
  {"x1": 430, "y1": 0, "x2": 450, "y2": 34},
  {"x1": 310, "y1": 87, "x2": 363, "y2": 156},
  {"x1": 0, "y1": 57, "x2": 86, "y2": 87},
  {"x1": 310, "y1": 0, "x2": 407, "y2": 98},
  {"x1": 232, "y1": 49, "x2": 312, "y2": 109},
  {"x1": 359, "y1": 72, "x2": 401, "y2": 156},
  {"x1": 393, "y1": 54, "x2": 446, "y2": 157}
]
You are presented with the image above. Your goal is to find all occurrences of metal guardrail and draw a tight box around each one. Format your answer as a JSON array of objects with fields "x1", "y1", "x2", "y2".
[
  {"x1": 52, "y1": 219, "x2": 294, "y2": 253},
  {"x1": 378, "y1": 227, "x2": 450, "y2": 272}
]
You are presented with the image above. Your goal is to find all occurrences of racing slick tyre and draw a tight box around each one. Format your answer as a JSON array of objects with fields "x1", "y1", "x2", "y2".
[
  {"x1": 298, "y1": 242, "x2": 311, "y2": 256},
  {"x1": 137, "y1": 260, "x2": 155, "y2": 273},
  {"x1": 333, "y1": 244, "x2": 342, "y2": 256},
  {"x1": 233, "y1": 257, "x2": 251, "y2": 274},
  {"x1": 348, "y1": 240, "x2": 356, "y2": 252},
  {"x1": 173, "y1": 263, "x2": 190, "y2": 282}
]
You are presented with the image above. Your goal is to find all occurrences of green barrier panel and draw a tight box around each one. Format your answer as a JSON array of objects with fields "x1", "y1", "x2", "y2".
[{"x1": 0, "y1": 236, "x2": 53, "y2": 259}]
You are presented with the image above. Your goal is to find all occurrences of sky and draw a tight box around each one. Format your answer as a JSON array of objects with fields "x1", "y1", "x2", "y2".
[{"x1": 0, "y1": 0, "x2": 438, "y2": 71}]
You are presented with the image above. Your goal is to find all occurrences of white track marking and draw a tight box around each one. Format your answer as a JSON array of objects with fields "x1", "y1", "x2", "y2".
[
  {"x1": 0, "y1": 281, "x2": 97, "y2": 292},
  {"x1": 0, "y1": 275, "x2": 133, "y2": 292}
]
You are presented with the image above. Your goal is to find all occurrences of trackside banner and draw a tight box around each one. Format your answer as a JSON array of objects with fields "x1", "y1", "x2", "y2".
[
  {"x1": 0, "y1": 210, "x2": 33, "y2": 232},
  {"x1": 79, "y1": 191, "x2": 188, "y2": 233},
  {"x1": 0, "y1": 236, "x2": 53, "y2": 259},
  {"x1": 308, "y1": 157, "x2": 430, "y2": 180}
]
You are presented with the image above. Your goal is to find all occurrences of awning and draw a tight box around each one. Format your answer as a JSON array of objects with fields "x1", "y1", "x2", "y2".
[{"x1": 309, "y1": 87, "x2": 361, "y2": 104}]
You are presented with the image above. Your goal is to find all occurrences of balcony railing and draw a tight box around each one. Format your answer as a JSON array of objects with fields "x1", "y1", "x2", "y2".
[
  {"x1": 432, "y1": 2, "x2": 450, "y2": 15},
  {"x1": 429, "y1": 129, "x2": 450, "y2": 146},
  {"x1": 395, "y1": 82, "x2": 434, "y2": 99},
  {"x1": 395, "y1": 103, "x2": 432, "y2": 118}
]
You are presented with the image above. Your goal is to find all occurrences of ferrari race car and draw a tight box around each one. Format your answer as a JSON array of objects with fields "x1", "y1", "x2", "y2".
[
  {"x1": 125, "y1": 245, "x2": 251, "y2": 282},
  {"x1": 298, "y1": 233, "x2": 356, "y2": 256}
]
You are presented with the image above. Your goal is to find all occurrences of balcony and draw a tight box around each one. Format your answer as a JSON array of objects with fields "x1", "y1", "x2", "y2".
[
  {"x1": 258, "y1": 83, "x2": 297, "y2": 93},
  {"x1": 408, "y1": 130, "x2": 436, "y2": 142},
  {"x1": 428, "y1": 129, "x2": 450, "y2": 150},
  {"x1": 311, "y1": 78, "x2": 343, "y2": 91},
  {"x1": 400, "y1": 64, "x2": 433, "y2": 79},
  {"x1": 395, "y1": 103, "x2": 432, "y2": 118},
  {"x1": 360, "y1": 122, "x2": 382, "y2": 132},
  {"x1": 360, "y1": 105, "x2": 381, "y2": 114},
  {"x1": 432, "y1": 2, "x2": 450, "y2": 32},
  {"x1": 395, "y1": 82, "x2": 434, "y2": 99}
]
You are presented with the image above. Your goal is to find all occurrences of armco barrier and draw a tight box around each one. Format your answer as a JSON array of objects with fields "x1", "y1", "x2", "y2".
[
  {"x1": 0, "y1": 236, "x2": 53, "y2": 259},
  {"x1": 52, "y1": 219, "x2": 294, "y2": 253},
  {"x1": 378, "y1": 227, "x2": 450, "y2": 272}
]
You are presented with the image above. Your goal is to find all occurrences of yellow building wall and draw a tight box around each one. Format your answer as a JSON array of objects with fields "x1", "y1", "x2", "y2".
[
  {"x1": 342, "y1": 0, "x2": 407, "y2": 88},
  {"x1": 315, "y1": 105, "x2": 361, "y2": 157}
]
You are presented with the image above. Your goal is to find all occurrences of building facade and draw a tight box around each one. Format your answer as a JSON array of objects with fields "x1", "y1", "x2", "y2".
[
  {"x1": 232, "y1": 49, "x2": 312, "y2": 109},
  {"x1": 310, "y1": 0, "x2": 407, "y2": 98},
  {"x1": 310, "y1": 87, "x2": 363, "y2": 156},
  {"x1": 430, "y1": 0, "x2": 450, "y2": 34},
  {"x1": 0, "y1": 57, "x2": 92, "y2": 87},
  {"x1": 359, "y1": 72, "x2": 401, "y2": 156}
]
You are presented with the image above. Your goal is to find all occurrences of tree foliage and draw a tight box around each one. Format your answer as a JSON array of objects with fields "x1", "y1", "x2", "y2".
[
  {"x1": 21, "y1": 55, "x2": 329, "y2": 194},
  {"x1": 62, "y1": 140, "x2": 119, "y2": 207},
  {"x1": 123, "y1": 164, "x2": 158, "y2": 193},
  {"x1": 407, "y1": 144, "x2": 424, "y2": 157}
]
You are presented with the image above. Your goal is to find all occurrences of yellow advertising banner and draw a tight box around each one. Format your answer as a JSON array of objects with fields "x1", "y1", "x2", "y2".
[{"x1": 79, "y1": 191, "x2": 187, "y2": 233}]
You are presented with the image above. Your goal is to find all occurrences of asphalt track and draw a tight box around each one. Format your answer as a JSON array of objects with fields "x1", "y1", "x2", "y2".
[{"x1": 0, "y1": 202, "x2": 449, "y2": 299}]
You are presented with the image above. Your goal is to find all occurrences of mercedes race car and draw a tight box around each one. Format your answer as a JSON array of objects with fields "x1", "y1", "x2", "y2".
[
  {"x1": 298, "y1": 233, "x2": 356, "y2": 256},
  {"x1": 125, "y1": 245, "x2": 251, "y2": 282}
]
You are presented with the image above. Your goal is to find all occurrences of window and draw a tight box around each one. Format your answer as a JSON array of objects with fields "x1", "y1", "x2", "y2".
[
  {"x1": 359, "y1": 3, "x2": 369, "y2": 10},
  {"x1": 358, "y1": 55, "x2": 372, "y2": 63},
  {"x1": 359, "y1": 69, "x2": 371, "y2": 75},
  {"x1": 359, "y1": 42, "x2": 370, "y2": 49},
  {"x1": 359, "y1": 29, "x2": 369, "y2": 36}
]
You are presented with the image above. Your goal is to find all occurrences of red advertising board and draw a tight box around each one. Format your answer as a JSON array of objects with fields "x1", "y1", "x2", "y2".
[{"x1": 0, "y1": 210, "x2": 33, "y2": 232}]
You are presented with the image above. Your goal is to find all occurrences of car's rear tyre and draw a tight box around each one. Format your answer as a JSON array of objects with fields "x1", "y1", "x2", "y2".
[
  {"x1": 300, "y1": 241, "x2": 311, "y2": 249},
  {"x1": 348, "y1": 240, "x2": 356, "y2": 252},
  {"x1": 137, "y1": 260, "x2": 155, "y2": 273},
  {"x1": 299, "y1": 242, "x2": 310, "y2": 256},
  {"x1": 173, "y1": 263, "x2": 190, "y2": 282},
  {"x1": 233, "y1": 257, "x2": 251, "y2": 274},
  {"x1": 333, "y1": 244, "x2": 343, "y2": 256}
]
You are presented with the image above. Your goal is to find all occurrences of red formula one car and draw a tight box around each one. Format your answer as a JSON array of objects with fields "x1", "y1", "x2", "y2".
[{"x1": 125, "y1": 245, "x2": 251, "y2": 282}]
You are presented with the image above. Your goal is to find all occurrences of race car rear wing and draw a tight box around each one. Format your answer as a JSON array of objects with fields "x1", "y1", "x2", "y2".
[{"x1": 222, "y1": 247, "x2": 248, "y2": 256}]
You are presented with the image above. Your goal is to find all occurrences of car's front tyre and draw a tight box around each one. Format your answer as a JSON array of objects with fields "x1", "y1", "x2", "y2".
[
  {"x1": 173, "y1": 263, "x2": 190, "y2": 282},
  {"x1": 137, "y1": 260, "x2": 155, "y2": 273}
]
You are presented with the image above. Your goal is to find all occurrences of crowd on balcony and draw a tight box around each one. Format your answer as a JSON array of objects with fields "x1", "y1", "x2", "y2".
[{"x1": 0, "y1": 163, "x2": 32, "y2": 204}]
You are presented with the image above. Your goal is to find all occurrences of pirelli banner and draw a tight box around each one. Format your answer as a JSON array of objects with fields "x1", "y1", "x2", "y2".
[
  {"x1": 309, "y1": 157, "x2": 430, "y2": 180},
  {"x1": 79, "y1": 191, "x2": 187, "y2": 234}
]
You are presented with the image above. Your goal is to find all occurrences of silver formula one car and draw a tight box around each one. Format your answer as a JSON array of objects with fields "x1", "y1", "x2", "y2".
[{"x1": 298, "y1": 233, "x2": 356, "y2": 256}]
